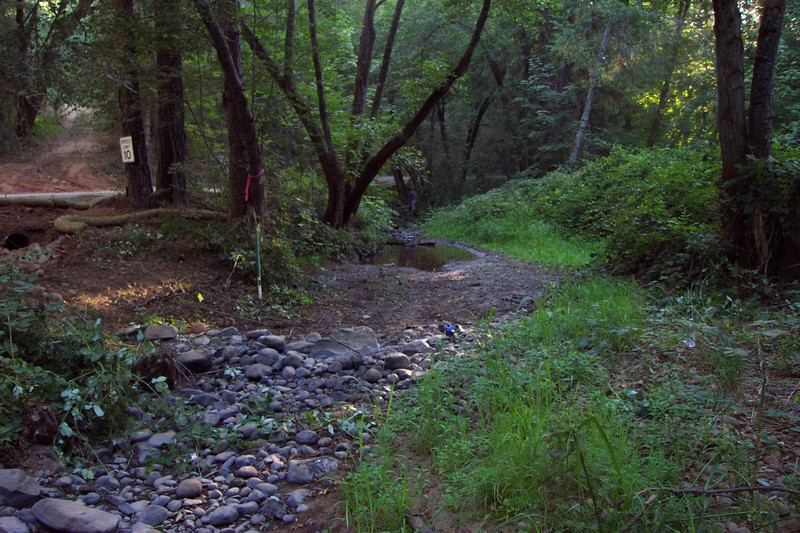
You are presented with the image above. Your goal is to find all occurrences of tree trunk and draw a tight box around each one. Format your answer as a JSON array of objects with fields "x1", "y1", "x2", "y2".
[
  {"x1": 461, "y1": 55, "x2": 505, "y2": 183},
  {"x1": 748, "y1": 0, "x2": 786, "y2": 158},
  {"x1": 245, "y1": 0, "x2": 492, "y2": 227},
  {"x1": 713, "y1": 0, "x2": 750, "y2": 266},
  {"x1": 392, "y1": 165, "x2": 409, "y2": 202},
  {"x1": 117, "y1": 0, "x2": 153, "y2": 208},
  {"x1": 713, "y1": 0, "x2": 787, "y2": 274},
  {"x1": 155, "y1": 0, "x2": 187, "y2": 204},
  {"x1": 352, "y1": 0, "x2": 378, "y2": 117},
  {"x1": 14, "y1": 0, "x2": 95, "y2": 139},
  {"x1": 308, "y1": 0, "x2": 347, "y2": 227},
  {"x1": 568, "y1": 16, "x2": 614, "y2": 166},
  {"x1": 371, "y1": 0, "x2": 405, "y2": 118},
  {"x1": 646, "y1": 0, "x2": 690, "y2": 148},
  {"x1": 192, "y1": 0, "x2": 264, "y2": 221},
  {"x1": 461, "y1": 97, "x2": 492, "y2": 184}
]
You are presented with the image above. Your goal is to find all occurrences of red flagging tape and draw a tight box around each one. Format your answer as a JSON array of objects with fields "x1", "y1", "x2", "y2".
[{"x1": 245, "y1": 168, "x2": 265, "y2": 203}]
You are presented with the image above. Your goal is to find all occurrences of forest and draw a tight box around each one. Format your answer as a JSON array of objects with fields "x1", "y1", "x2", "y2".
[{"x1": 1, "y1": 0, "x2": 799, "y2": 532}]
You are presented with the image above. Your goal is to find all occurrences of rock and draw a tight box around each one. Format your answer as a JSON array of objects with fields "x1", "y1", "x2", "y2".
[
  {"x1": 286, "y1": 462, "x2": 313, "y2": 485},
  {"x1": 295, "y1": 431, "x2": 318, "y2": 445},
  {"x1": 363, "y1": 367, "x2": 382, "y2": 383},
  {"x1": 94, "y1": 475, "x2": 120, "y2": 494},
  {"x1": 176, "y1": 350, "x2": 213, "y2": 373},
  {"x1": 286, "y1": 457, "x2": 338, "y2": 484},
  {"x1": 399, "y1": 339, "x2": 435, "y2": 355},
  {"x1": 130, "y1": 523, "x2": 159, "y2": 533},
  {"x1": 286, "y1": 489, "x2": 308, "y2": 509},
  {"x1": 32, "y1": 498, "x2": 120, "y2": 533},
  {"x1": 261, "y1": 335, "x2": 286, "y2": 352},
  {"x1": 309, "y1": 339, "x2": 356, "y2": 359},
  {"x1": 255, "y1": 349, "x2": 280, "y2": 366},
  {"x1": 335, "y1": 354, "x2": 357, "y2": 370},
  {"x1": 0, "y1": 516, "x2": 30, "y2": 533},
  {"x1": 329, "y1": 327, "x2": 379, "y2": 352},
  {"x1": 260, "y1": 497, "x2": 287, "y2": 519},
  {"x1": 235, "y1": 466, "x2": 259, "y2": 479},
  {"x1": 246, "y1": 329, "x2": 271, "y2": 340},
  {"x1": 143, "y1": 324, "x2": 178, "y2": 341},
  {"x1": 245, "y1": 364, "x2": 271, "y2": 381},
  {"x1": 280, "y1": 353, "x2": 305, "y2": 369},
  {"x1": 175, "y1": 478, "x2": 203, "y2": 499},
  {"x1": 148, "y1": 431, "x2": 176, "y2": 447},
  {"x1": 136, "y1": 504, "x2": 169, "y2": 526},
  {"x1": 384, "y1": 353, "x2": 412, "y2": 370},
  {"x1": 207, "y1": 327, "x2": 238, "y2": 338},
  {"x1": 206, "y1": 505, "x2": 239, "y2": 527},
  {"x1": 285, "y1": 340, "x2": 314, "y2": 353},
  {"x1": 0, "y1": 469, "x2": 42, "y2": 508}
]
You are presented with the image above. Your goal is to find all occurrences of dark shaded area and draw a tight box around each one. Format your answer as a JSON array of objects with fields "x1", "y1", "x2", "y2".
[{"x1": 4, "y1": 231, "x2": 29, "y2": 250}]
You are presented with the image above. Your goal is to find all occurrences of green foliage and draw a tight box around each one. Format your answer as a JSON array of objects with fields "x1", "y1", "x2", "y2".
[
  {"x1": 342, "y1": 441, "x2": 411, "y2": 532},
  {"x1": 510, "y1": 146, "x2": 722, "y2": 283},
  {"x1": 0, "y1": 262, "x2": 136, "y2": 460},
  {"x1": 198, "y1": 192, "x2": 395, "y2": 311},
  {"x1": 394, "y1": 278, "x2": 676, "y2": 529},
  {"x1": 424, "y1": 190, "x2": 598, "y2": 267},
  {"x1": 502, "y1": 277, "x2": 646, "y2": 354}
]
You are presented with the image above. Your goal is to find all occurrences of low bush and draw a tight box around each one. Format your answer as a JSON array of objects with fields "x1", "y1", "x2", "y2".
[
  {"x1": 0, "y1": 262, "x2": 137, "y2": 463},
  {"x1": 513, "y1": 146, "x2": 722, "y2": 283}
]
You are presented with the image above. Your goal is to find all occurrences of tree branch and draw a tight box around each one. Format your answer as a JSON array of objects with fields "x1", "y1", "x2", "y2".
[
  {"x1": 307, "y1": 0, "x2": 334, "y2": 154},
  {"x1": 347, "y1": 0, "x2": 492, "y2": 218},
  {"x1": 284, "y1": 0, "x2": 295, "y2": 84},
  {"x1": 370, "y1": 0, "x2": 405, "y2": 118}
]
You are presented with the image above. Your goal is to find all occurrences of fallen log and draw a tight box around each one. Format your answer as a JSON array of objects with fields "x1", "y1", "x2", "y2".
[{"x1": 54, "y1": 208, "x2": 227, "y2": 233}]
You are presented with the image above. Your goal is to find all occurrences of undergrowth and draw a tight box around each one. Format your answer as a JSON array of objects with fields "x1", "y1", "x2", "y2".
[
  {"x1": 0, "y1": 261, "x2": 138, "y2": 462},
  {"x1": 345, "y1": 167, "x2": 800, "y2": 530}
]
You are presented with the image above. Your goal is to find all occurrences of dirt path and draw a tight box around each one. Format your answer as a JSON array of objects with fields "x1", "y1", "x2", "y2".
[{"x1": 0, "y1": 109, "x2": 124, "y2": 195}]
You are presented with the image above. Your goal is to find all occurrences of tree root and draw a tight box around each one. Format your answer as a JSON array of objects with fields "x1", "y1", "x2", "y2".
[
  {"x1": 54, "y1": 208, "x2": 227, "y2": 233},
  {"x1": 0, "y1": 194, "x2": 112, "y2": 210}
]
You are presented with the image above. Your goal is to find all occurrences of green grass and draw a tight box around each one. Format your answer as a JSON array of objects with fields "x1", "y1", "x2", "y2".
[
  {"x1": 424, "y1": 203, "x2": 600, "y2": 267},
  {"x1": 343, "y1": 189, "x2": 792, "y2": 531}
]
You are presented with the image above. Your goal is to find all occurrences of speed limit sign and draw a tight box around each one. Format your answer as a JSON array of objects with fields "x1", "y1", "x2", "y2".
[{"x1": 119, "y1": 136, "x2": 135, "y2": 163}]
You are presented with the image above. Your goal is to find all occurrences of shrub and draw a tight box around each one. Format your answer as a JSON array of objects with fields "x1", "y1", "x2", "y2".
[
  {"x1": 0, "y1": 262, "x2": 136, "y2": 462},
  {"x1": 512, "y1": 146, "x2": 722, "y2": 283}
]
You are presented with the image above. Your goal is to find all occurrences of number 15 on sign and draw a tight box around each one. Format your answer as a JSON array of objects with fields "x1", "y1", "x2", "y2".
[{"x1": 119, "y1": 136, "x2": 135, "y2": 163}]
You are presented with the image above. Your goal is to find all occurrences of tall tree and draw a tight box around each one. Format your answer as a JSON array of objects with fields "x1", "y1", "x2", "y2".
[
  {"x1": 568, "y1": 13, "x2": 615, "y2": 166},
  {"x1": 192, "y1": 0, "x2": 264, "y2": 220},
  {"x1": 116, "y1": 0, "x2": 153, "y2": 207},
  {"x1": 154, "y1": 0, "x2": 188, "y2": 204},
  {"x1": 713, "y1": 0, "x2": 787, "y2": 274},
  {"x1": 244, "y1": 0, "x2": 493, "y2": 227},
  {"x1": 7, "y1": 0, "x2": 96, "y2": 139}
]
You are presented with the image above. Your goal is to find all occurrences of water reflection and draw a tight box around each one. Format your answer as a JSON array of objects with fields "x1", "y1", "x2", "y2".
[{"x1": 362, "y1": 244, "x2": 475, "y2": 271}]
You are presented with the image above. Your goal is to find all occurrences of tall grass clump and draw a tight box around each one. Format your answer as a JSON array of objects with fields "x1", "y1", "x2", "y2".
[
  {"x1": 502, "y1": 277, "x2": 647, "y2": 354},
  {"x1": 424, "y1": 190, "x2": 598, "y2": 267},
  {"x1": 341, "y1": 443, "x2": 410, "y2": 532}
]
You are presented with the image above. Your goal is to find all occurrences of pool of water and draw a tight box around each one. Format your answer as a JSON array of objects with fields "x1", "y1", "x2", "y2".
[{"x1": 362, "y1": 244, "x2": 476, "y2": 271}]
